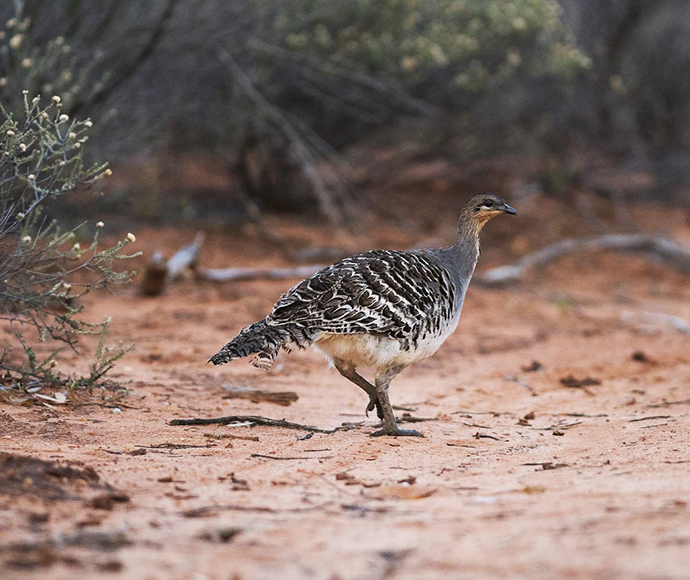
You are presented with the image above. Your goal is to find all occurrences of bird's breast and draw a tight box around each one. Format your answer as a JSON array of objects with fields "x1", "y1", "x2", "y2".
[{"x1": 313, "y1": 309, "x2": 461, "y2": 369}]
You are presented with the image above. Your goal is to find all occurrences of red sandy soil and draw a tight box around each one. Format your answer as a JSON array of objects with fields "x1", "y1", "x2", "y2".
[{"x1": 1, "y1": 201, "x2": 690, "y2": 580}]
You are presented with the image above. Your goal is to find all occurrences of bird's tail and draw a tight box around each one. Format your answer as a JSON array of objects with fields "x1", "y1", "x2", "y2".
[{"x1": 209, "y1": 319, "x2": 292, "y2": 370}]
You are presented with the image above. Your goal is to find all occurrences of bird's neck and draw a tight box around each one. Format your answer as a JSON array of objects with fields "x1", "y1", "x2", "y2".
[{"x1": 446, "y1": 217, "x2": 482, "y2": 278}]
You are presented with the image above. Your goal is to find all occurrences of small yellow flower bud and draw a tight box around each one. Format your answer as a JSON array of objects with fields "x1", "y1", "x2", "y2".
[
  {"x1": 104, "y1": 168, "x2": 113, "y2": 177},
  {"x1": 69, "y1": 132, "x2": 77, "y2": 139},
  {"x1": 72, "y1": 242, "x2": 80, "y2": 251},
  {"x1": 16, "y1": 212, "x2": 24, "y2": 220},
  {"x1": 84, "y1": 120, "x2": 93, "y2": 127},
  {"x1": 6, "y1": 129, "x2": 15, "y2": 136},
  {"x1": 19, "y1": 143, "x2": 26, "y2": 151},
  {"x1": 127, "y1": 232, "x2": 136, "y2": 243},
  {"x1": 96, "y1": 221, "x2": 104, "y2": 228},
  {"x1": 28, "y1": 173, "x2": 35, "y2": 180},
  {"x1": 52, "y1": 95, "x2": 61, "y2": 104},
  {"x1": 22, "y1": 235, "x2": 32, "y2": 244},
  {"x1": 21, "y1": 57, "x2": 32, "y2": 68},
  {"x1": 59, "y1": 114, "x2": 69, "y2": 122},
  {"x1": 62, "y1": 282, "x2": 72, "y2": 291}
]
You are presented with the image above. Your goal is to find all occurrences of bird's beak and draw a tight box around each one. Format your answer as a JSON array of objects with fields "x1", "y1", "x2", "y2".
[{"x1": 502, "y1": 203, "x2": 517, "y2": 215}]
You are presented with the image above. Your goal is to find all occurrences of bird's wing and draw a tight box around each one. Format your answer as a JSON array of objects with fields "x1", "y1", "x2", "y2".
[{"x1": 266, "y1": 250, "x2": 457, "y2": 343}]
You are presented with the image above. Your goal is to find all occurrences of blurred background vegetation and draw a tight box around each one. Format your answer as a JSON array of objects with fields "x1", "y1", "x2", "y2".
[{"x1": 1, "y1": 0, "x2": 689, "y2": 225}]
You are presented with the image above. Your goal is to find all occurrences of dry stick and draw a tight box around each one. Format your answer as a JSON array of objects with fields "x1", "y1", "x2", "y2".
[
  {"x1": 197, "y1": 264, "x2": 325, "y2": 283},
  {"x1": 169, "y1": 414, "x2": 340, "y2": 433},
  {"x1": 647, "y1": 399, "x2": 690, "y2": 408},
  {"x1": 170, "y1": 414, "x2": 432, "y2": 432},
  {"x1": 250, "y1": 453, "x2": 330, "y2": 460},
  {"x1": 196, "y1": 234, "x2": 690, "y2": 285},
  {"x1": 476, "y1": 234, "x2": 690, "y2": 287},
  {"x1": 629, "y1": 415, "x2": 671, "y2": 422}
]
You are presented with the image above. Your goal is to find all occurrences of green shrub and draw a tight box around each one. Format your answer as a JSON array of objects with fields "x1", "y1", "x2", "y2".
[
  {"x1": 0, "y1": 91, "x2": 137, "y2": 392},
  {"x1": 271, "y1": 0, "x2": 590, "y2": 94}
]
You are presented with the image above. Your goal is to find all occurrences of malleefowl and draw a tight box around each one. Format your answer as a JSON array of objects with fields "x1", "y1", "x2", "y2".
[{"x1": 210, "y1": 193, "x2": 516, "y2": 437}]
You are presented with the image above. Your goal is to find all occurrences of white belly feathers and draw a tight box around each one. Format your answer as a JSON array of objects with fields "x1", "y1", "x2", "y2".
[{"x1": 314, "y1": 310, "x2": 461, "y2": 369}]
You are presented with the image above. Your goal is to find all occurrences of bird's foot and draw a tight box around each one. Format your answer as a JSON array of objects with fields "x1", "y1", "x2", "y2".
[{"x1": 370, "y1": 426, "x2": 425, "y2": 438}]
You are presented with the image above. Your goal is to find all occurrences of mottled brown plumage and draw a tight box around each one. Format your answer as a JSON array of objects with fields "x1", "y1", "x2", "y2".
[{"x1": 210, "y1": 193, "x2": 516, "y2": 436}]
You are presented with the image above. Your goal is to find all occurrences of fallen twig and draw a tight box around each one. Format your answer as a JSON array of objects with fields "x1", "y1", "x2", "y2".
[
  {"x1": 170, "y1": 414, "x2": 339, "y2": 433},
  {"x1": 197, "y1": 264, "x2": 324, "y2": 283},
  {"x1": 629, "y1": 415, "x2": 671, "y2": 422},
  {"x1": 540, "y1": 421, "x2": 582, "y2": 431},
  {"x1": 251, "y1": 453, "x2": 332, "y2": 460},
  {"x1": 647, "y1": 399, "x2": 690, "y2": 408},
  {"x1": 203, "y1": 432, "x2": 260, "y2": 442},
  {"x1": 181, "y1": 502, "x2": 328, "y2": 518},
  {"x1": 476, "y1": 234, "x2": 690, "y2": 286},
  {"x1": 398, "y1": 413, "x2": 437, "y2": 424},
  {"x1": 522, "y1": 462, "x2": 569, "y2": 470},
  {"x1": 505, "y1": 374, "x2": 536, "y2": 394},
  {"x1": 0, "y1": 530, "x2": 131, "y2": 552},
  {"x1": 182, "y1": 505, "x2": 275, "y2": 518},
  {"x1": 474, "y1": 432, "x2": 501, "y2": 441},
  {"x1": 136, "y1": 443, "x2": 214, "y2": 450}
]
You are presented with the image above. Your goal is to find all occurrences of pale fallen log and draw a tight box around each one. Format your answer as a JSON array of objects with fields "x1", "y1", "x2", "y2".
[
  {"x1": 140, "y1": 232, "x2": 205, "y2": 296},
  {"x1": 197, "y1": 264, "x2": 325, "y2": 283},
  {"x1": 476, "y1": 234, "x2": 690, "y2": 287}
]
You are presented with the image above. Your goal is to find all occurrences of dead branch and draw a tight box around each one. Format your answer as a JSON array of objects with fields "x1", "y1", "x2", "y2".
[
  {"x1": 477, "y1": 234, "x2": 690, "y2": 287},
  {"x1": 250, "y1": 453, "x2": 330, "y2": 460},
  {"x1": 169, "y1": 414, "x2": 339, "y2": 433},
  {"x1": 140, "y1": 232, "x2": 205, "y2": 296},
  {"x1": 197, "y1": 264, "x2": 324, "y2": 283}
]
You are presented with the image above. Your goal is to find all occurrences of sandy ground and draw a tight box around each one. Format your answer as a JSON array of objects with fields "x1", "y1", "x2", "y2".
[{"x1": 2, "y1": 214, "x2": 690, "y2": 580}]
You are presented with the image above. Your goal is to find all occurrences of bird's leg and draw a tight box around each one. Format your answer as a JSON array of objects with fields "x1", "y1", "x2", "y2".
[
  {"x1": 333, "y1": 360, "x2": 383, "y2": 419},
  {"x1": 371, "y1": 365, "x2": 424, "y2": 437}
]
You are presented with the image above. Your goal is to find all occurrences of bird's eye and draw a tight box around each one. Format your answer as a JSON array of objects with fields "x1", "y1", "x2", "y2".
[{"x1": 484, "y1": 200, "x2": 494, "y2": 207}]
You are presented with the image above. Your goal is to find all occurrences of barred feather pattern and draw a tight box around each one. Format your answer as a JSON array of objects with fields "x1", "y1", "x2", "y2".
[{"x1": 210, "y1": 249, "x2": 459, "y2": 370}]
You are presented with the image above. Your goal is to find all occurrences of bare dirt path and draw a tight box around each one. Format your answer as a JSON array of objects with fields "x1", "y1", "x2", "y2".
[{"x1": 2, "y1": 226, "x2": 690, "y2": 580}]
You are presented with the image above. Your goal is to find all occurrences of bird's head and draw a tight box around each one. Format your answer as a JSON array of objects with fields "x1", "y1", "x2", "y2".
[
  {"x1": 458, "y1": 192, "x2": 516, "y2": 239},
  {"x1": 468, "y1": 192, "x2": 516, "y2": 221}
]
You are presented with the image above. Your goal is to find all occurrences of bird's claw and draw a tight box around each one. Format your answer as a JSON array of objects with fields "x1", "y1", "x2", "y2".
[{"x1": 365, "y1": 396, "x2": 384, "y2": 420}]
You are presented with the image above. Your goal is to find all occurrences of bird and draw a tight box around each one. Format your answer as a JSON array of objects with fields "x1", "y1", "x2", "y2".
[{"x1": 210, "y1": 192, "x2": 516, "y2": 437}]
